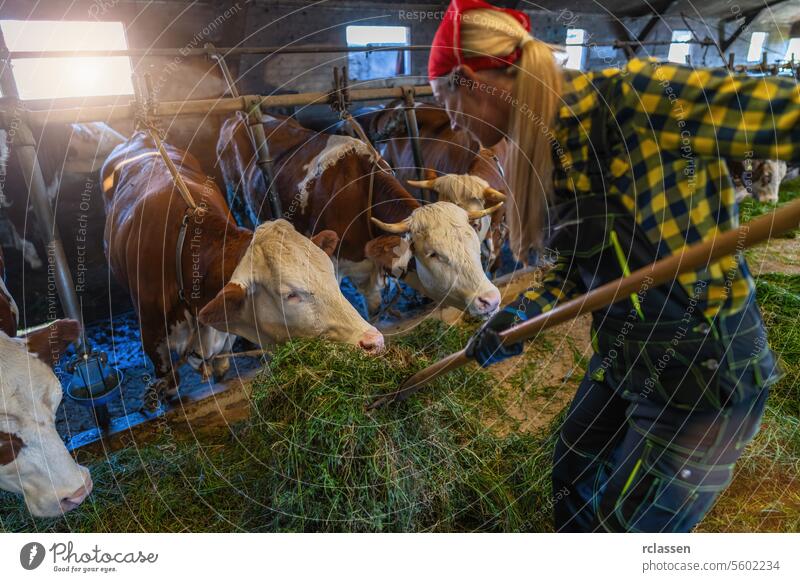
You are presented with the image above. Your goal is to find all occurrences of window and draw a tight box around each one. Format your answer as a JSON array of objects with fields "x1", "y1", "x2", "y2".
[
  {"x1": 564, "y1": 28, "x2": 585, "y2": 70},
  {"x1": 668, "y1": 30, "x2": 692, "y2": 64},
  {"x1": 747, "y1": 32, "x2": 768, "y2": 62},
  {"x1": 785, "y1": 37, "x2": 800, "y2": 61},
  {"x1": 345, "y1": 25, "x2": 410, "y2": 80},
  {"x1": 0, "y1": 20, "x2": 133, "y2": 100}
]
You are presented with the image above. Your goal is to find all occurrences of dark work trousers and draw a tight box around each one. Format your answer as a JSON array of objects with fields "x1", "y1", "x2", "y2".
[{"x1": 552, "y1": 296, "x2": 780, "y2": 532}]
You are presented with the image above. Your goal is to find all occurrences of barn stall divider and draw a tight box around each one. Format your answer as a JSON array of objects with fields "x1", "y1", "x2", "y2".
[{"x1": 0, "y1": 39, "x2": 448, "y2": 456}]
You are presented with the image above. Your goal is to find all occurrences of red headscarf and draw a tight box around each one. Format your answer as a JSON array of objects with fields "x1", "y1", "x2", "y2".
[{"x1": 428, "y1": 0, "x2": 531, "y2": 80}]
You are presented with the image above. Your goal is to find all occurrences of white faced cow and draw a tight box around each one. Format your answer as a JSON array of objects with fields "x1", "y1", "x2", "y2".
[
  {"x1": 731, "y1": 158, "x2": 788, "y2": 204},
  {"x1": 1, "y1": 327, "x2": 92, "y2": 518},
  {"x1": 102, "y1": 133, "x2": 383, "y2": 406}
]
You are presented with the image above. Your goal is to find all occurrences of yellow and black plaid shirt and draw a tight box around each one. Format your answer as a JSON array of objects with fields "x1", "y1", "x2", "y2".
[{"x1": 515, "y1": 58, "x2": 800, "y2": 322}]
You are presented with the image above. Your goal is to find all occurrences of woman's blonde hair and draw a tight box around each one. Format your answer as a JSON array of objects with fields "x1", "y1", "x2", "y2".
[{"x1": 460, "y1": 9, "x2": 562, "y2": 259}]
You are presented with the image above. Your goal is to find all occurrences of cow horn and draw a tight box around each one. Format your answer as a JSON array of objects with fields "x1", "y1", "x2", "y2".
[
  {"x1": 371, "y1": 216, "x2": 412, "y2": 234},
  {"x1": 467, "y1": 202, "x2": 504, "y2": 221},
  {"x1": 407, "y1": 179, "x2": 438, "y2": 190},
  {"x1": 482, "y1": 187, "x2": 507, "y2": 203}
]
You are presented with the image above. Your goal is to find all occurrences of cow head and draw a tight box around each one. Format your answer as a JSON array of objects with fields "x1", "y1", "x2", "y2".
[
  {"x1": 0, "y1": 330, "x2": 92, "y2": 517},
  {"x1": 752, "y1": 160, "x2": 787, "y2": 204},
  {"x1": 408, "y1": 172, "x2": 506, "y2": 238},
  {"x1": 368, "y1": 201, "x2": 502, "y2": 317},
  {"x1": 199, "y1": 220, "x2": 383, "y2": 352}
]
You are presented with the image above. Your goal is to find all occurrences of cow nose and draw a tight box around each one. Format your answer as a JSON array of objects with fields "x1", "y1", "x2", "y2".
[
  {"x1": 473, "y1": 289, "x2": 501, "y2": 316},
  {"x1": 59, "y1": 475, "x2": 93, "y2": 512},
  {"x1": 358, "y1": 328, "x2": 385, "y2": 353}
]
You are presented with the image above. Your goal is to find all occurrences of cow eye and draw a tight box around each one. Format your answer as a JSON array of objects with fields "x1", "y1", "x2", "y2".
[
  {"x1": 427, "y1": 251, "x2": 438, "y2": 259},
  {"x1": 285, "y1": 291, "x2": 302, "y2": 303}
]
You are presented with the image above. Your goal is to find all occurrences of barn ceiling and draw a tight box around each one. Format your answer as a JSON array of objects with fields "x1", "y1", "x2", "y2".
[
  {"x1": 1, "y1": 0, "x2": 798, "y2": 27},
  {"x1": 339, "y1": 0, "x2": 800, "y2": 24}
]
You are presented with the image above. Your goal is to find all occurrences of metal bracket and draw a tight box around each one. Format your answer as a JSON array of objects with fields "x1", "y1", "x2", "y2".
[{"x1": 330, "y1": 66, "x2": 351, "y2": 119}]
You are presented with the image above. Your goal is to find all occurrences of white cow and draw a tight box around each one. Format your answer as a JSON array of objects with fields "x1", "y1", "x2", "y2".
[
  {"x1": 1, "y1": 328, "x2": 93, "y2": 517},
  {"x1": 732, "y1": 159, "x2": 788, "y2": 204},
  {"x1": 366, "y1": 201, "x2": 502, "y2": 317}
]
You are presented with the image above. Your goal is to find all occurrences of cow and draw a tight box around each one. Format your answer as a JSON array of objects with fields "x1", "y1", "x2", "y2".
[
  {"x1": 1, "y1": 248, "x2": 92, "y2": 517},
  {"x1": 101, "y1": 132, "x2": 383, "y2": 406},
  {"x1": 1, "y1": 329, "x2": 93, "y2": 517},
  {"x1": 729, "y1": 158, "x2": 788, "y2": 204},
  {"x1": 342, "y1": 103, "x2": 510, "y2": 271},
  {"x1": 217, "y1": 113, "x2": 502, "y2": 317}
]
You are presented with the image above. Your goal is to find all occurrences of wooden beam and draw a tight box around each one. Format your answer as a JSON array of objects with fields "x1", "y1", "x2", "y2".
[
  {"x1": 612, "y1": 0, "x2": 677, "y2": 59},
  {"x1": 0, "y1": 85, "x2": 433, "y2": 127},
  {"x1": 720, "y1": 8, "x2": 764, "y2": 53}
]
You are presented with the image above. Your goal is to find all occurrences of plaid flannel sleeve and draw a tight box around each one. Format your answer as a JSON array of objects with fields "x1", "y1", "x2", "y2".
[
  {"x1": 487, "y1": 256, "x2": 586, "y2": 332},
  {"x1": 625, "y1": 59, "x2": 800, "y2": 161}
]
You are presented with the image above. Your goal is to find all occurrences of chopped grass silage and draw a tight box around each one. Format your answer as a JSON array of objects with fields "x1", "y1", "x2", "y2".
[{"x1": 0, "y1": 320, "x2": 555, "y2": 533}]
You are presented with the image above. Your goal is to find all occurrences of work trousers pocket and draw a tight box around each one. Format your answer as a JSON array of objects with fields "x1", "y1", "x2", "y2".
[
  {"x1": 622, "y1": 336, "x2": 725, "y2": 411},
  {"x1": 612, "y1": 441, "x2": 733, "y2": 533}
]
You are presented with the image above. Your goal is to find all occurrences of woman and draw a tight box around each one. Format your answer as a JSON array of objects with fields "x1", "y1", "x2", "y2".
[{"x1": 429, "y1": 0, "x2": 793, "y2": 532}]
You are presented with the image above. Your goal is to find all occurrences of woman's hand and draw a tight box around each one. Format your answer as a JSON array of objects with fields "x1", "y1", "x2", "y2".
[{"x1": 465, "y1": 318, "x2": 523, "y2": 367}]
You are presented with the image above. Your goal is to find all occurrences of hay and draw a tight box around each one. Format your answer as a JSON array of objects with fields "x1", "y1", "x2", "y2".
[{"x1": 0, "y1": 320, "x2": 555, "y2": 533}]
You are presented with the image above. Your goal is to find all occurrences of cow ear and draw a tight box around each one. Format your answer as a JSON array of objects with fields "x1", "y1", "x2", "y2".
[
  {"x1": 23, "y1": 319, "x2": 80, "y2": 367},
  {"x1": 198, "y1": 282, "x2": 247, "y2": 328},
  {"x1": 365, "y1": 235, "x2": 412, "y2": 277},
  {"x1": 311, "y1": 230, "x2": 339, "y2": 257},
  {"x1": 0, "y1": 431, "x2": 24, "y2": 466}
]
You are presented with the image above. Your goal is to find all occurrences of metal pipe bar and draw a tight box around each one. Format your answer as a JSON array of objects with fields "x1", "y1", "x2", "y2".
[
  {"x1": 401, "y1": 86, "x2": 428, "y2": 203},
  {"x1": 5, "y1": 85, "x2": 433, "y2": 127},
  {"x1": 0, "y1": 44, "x2": 434, "y2": 60},
  {"x1": 0, "y1": 39, "x2": 714, "y2": 60}
]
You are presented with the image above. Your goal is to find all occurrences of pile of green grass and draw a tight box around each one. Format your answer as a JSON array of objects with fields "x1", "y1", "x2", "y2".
[
  {"x1": 0, "y1": 320, "x2": 555, "y2": 533},
  {"x1": 701, "y1": 270, "x2": 800, "y2": 532},
  {"x1": 755, "y1": 273, "x2": 800, "y2": 417}
]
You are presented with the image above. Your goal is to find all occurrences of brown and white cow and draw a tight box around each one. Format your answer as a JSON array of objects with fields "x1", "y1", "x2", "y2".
[
  {"x1": 102, "y1": 133, "x2": 382, "y2": 403},
  {"x1": 1, "y1": 249, "x2": 92, "y2": 517},
  {"x1": 350, "y1": 103, "x2": 510, "y2": 271},
  {"x1": 1, "y1": 328, "x2": 93, "y2": 517},
  {"x1": 217, "y1": 113, "x2": 502, "y2": 317},
  {"x1": 729, "y1": 158, "x2": 788, "y2": 204}
]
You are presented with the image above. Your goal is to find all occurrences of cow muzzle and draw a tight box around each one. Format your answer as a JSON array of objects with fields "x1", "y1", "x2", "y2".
[
  {"x1": 469, "y1": 288, "x2": 501, "y2": 317},
  {"x1": 59, "y1": 473, "x2": 93, "y2": 513},
  {"x1": 358, "y1": 327, "x2": 385, "y2": 354}
]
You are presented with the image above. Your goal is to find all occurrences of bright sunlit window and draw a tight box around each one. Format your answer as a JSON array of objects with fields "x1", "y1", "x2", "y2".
[
  {"x1": 668, "y1": 30, "x2": 692, "y2": 64},
  {"x1": 0, "y1": 20, "x2": 134, "y2": 100},
  {"x1": 747, "y1": 32, "x2": 768, "y2": 62},
  {"x1": 564, "y1": 28, "x2": 586, "y2": 70},
  {"x1": 785, "y1": 37, "x2": 800, "y2": 61},
  {"x1": 345, "y1": 25, "x2": 410, "y2": 80}
]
